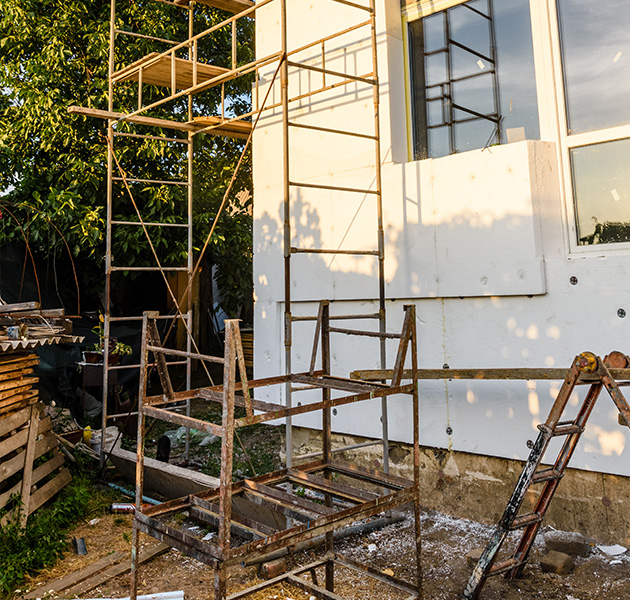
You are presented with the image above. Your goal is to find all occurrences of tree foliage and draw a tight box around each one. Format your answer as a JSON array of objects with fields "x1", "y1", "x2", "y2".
[{"x1": 0, "y1": 0, "x2": 253, "y2": 316}]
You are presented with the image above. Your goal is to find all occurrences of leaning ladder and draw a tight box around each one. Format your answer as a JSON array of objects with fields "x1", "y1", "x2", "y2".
[{"x1": 463, "y1": 351, "x2": 630, "y2": 600}]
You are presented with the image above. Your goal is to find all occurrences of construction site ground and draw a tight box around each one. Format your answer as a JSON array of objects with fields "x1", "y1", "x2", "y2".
[{"x1": 21, "y1": 501, "x2": 630, "y2": 600}]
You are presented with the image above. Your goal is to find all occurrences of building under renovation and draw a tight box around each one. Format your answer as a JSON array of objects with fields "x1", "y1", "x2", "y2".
[
  {"x1": 252, "y1": 0, "x2": 630, "y2": 540},
  {"x1": 52, "y1": 0, "x2": 630, "y2": 598}
]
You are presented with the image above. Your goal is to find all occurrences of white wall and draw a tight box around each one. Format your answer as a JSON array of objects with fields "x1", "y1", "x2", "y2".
[{"x1": 253, "y1": 0, "x2": 630, "y2": 476}]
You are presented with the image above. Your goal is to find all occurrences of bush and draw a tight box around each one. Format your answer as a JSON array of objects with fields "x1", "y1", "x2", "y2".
[{"x1": 0, "y1": 473, "x2": 109, "y2": 597}]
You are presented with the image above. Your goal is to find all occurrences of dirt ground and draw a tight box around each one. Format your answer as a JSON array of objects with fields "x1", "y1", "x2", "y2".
[{"x1": 20, "y1": 504, "x2": 630, "y2": 600}]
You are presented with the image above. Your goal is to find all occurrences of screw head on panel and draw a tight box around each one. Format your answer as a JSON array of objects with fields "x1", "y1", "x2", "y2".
[
  {"x1": 570, "y1": 276, "x2": 578, "y2": 285},
  {"x1": 446, "y1": 426, "x2": 453, "y2": 435},
  {"x1": 618, "y1": 309, "x2": 626, "y2": 318}
]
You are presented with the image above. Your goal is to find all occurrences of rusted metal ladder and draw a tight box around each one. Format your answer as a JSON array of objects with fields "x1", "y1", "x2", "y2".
[{"x1": 463, "y1": 351, "x2": 630, "y2": 600}]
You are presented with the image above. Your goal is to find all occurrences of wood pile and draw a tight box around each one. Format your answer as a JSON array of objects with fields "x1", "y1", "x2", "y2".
[{"x1": 0, "y1": 354, "x2": 71, "y2": 527}]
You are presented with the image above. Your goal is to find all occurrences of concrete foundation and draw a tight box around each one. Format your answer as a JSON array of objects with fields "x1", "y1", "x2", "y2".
[{"x1": 292, "y1": 426, "x2": 630, "y2": 545}]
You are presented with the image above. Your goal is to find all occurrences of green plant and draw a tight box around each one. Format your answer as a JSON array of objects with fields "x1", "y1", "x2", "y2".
[
  {"x1": 87, "y1": 313, "x2": 132, "y2": 356},
  {"x1": 0, "y1": 474, "x2": 105, "y2": 597}
]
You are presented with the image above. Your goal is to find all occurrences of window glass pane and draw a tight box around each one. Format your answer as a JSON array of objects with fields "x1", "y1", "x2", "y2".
[
  {"x1": 451, "y1": 45, "x2": 491, "y2": 80},
  {"x1": 423, "y1": 12, "x2": 445, "y2": 53},
  {"x1": 454, "y1": 119, "x2": 497, "y2": 153},
  {"x1": 494, "y1": 1, "x2": 539, "y2": 141},
  {"x1": 429, "y1": 126, "x2": 450, "y2": 158},
  {"x1": 450, "y1": 4, "x2": 491, "y2": 58},
  {"x1": 572, "y1": 139, "x2": 630, "y2": 245},
  {"x1": 425, "y1": 51, "x2": 447, "y2": 86},
  {"x1": 558, "y1": 0, "x2": 630, "y2": 134},
  {"x1": 427, "y1": 99, "x2": 445, "y2": 127},
  {"x1": 452, "y1": 72, "x2": 495, "y2": 116}
]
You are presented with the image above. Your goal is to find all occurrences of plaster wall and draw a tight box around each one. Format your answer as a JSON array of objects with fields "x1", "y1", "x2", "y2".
[{"x1": 253, "y1": 0, "x2": 630, "y2": 479}]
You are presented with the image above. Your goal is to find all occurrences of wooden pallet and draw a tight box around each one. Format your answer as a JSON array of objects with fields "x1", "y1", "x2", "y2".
[{"x1": 0, "y1": 388, "x2": 71, "y2": 526}]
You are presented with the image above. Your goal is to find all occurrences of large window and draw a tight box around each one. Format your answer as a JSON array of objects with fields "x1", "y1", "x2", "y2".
[
  {"x1": 557, "y1": 0, "x2": 630, "y2": 246},
  {"x1": 408, "y1": 0, "x2": 539, "y2": 160}
]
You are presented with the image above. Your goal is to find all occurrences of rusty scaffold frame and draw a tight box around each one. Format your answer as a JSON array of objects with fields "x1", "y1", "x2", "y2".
[{"x1": 132, "y1": 304, "x2": 421, "y2": 600}]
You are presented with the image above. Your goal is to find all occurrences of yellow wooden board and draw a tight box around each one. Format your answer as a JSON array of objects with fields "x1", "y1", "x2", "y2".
[{"x1": 114, "y1": 53, "x2": 229, "y2": 89}]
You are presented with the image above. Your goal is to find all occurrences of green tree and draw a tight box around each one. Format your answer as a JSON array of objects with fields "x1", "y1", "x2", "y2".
[{"x1": 0, "y1": 0, "x2": 253, "y2": 316}]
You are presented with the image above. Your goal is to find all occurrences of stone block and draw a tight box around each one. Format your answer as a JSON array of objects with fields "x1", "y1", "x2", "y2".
[
  {"x1": 466, "y1": 547, "x2": 484, "y2": 568},
  {"x1": 540, "y1": 550, "x2": 574, "y2": 575},
  {"x1": 544, "y1": 530, "x2": 588, "y2": 556}
]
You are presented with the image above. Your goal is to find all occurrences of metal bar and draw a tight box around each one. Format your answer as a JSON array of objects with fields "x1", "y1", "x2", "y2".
[
  {"x1": 234, "y1": 383, "x2": 413, "y2": 428},
  {"x1": 291, "y1": 312, "x2": 380, "y2": 322},
  {"x1": 296, "y1": 439, "x2": 382, "y2": 461},
  {"x1": 328, "y1": 326, "x2": 401, "y2": 339},
  {"x1": 291, "y1": 247, "x2": 379, "y2": 255},
  {"x1": 288, "y1": 120, "x2": 377, "y2": 140},
  {"x1": 309, "y1": 301, "x2": 325, "y2": 375},
  {"x1": 327, "y1": 0, "x2": 372, "y2": 11},
  {"x1": 109, "y1": 314, "x2": 188, "y2": 321},
  {"x1": 287, "y1": 469, "x2": 378, "y2": 503},
  {"x1": 106, "y1": 360, "x2": 188, "y2": 370},
  {"x1": 110, "y1": 266, "x2": 189, "y2": 272},
  {"x1": 334, "y1": 554, "x2": 418, "y2": 594},
  {"x1": 112, "y1": 176, "x2": 189, "y2": 186},
  {"x1": 143, "y1": 406, "x2": 224, "y2": 438},
  {"x1": 328, "y1": 459, "x2": 413, "y2": 489},
  {"x1": 288, "y1": 181, "x2": 378, "y2": 195},
  {"x1": 286, "y1": 60, "x2": 375, "y2": 86},
  {"x1": 114, "y1": 29, "x2": 179, "y2": 45},
  {"x1": 112, "y1": 131, "x2": 190, "y2": 144},
  {"x1": 348, "y1": 367, "x2": 621, "y2": 381},
  {"x1": 146, "y1": 344, "x2": 225, "y2": 364},
  {"x1": 291, "y1": 374, "x2": 388, "y2": 393},
  {"x1": 110, "y1": 220, "x2": 189, "y2": 227}
]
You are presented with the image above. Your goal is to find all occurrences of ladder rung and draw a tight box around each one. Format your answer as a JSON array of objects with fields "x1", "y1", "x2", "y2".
[
  {"x1": 510, "y1": 512, "x2": 542, "y2": 530},
  {"x1": 531, "y1": 468, "x2": 563, "y2": 484},
  {"x1": 489, "y1": 557, "x2": 521, "y2": 576},
  {"x1": 552, "y1": 423, "x2": 584, "y2": 436},
  {"x1": 328, "y1": 326, "x2": 401, "y2": 339},
  {"x1": 288, "y1": 180, "x2": 379, "y2": 195},
  {"x1": 290, "y1": 312, "x2": 380, "y2": 322},
  {"x1": 291, "y1": 247, "x2": 379, "y2": 256}
]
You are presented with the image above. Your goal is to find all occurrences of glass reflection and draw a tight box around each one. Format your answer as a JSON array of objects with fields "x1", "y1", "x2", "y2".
[
  {"x1": 573, "y1": 139, "x2": 630, "y2": 245},
  {"x1": 409, "y1": 0, "x2": 539, "y2": 160},
  {"x1": 558, "y1": 0, "x2": 630, "y2": 134}
]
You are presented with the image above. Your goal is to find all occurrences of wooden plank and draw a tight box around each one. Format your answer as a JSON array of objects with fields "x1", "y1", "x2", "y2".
[
  {"x1": 0, "y1": 395, "x2": 37, "y2": 417},
  {"x1": 27, "y1": 467, "x2": 72, "y2": 516},
  {"x1": 113, "y1": 53, "x2": 229, "y2": 89},
  {"x1": 33, "y1": 430, "x2": 60, "y2": 461},
  {"x1": 0, "y1": 427, "x2": 29, "y2": 460},
  {"x1": 0, "y1": 376, "x2": 38, "y2": 392},
  {"x1": 0, "y1": 353, "x2": 38, "y2": 365},
  {"x1": 0, "y1": 302, "x2": 40, "y2": 313},
  {"x1": 19, "y1": 404, "x2": 41, "y2": 525},
  {"x1": 189, "y1": 116, "x2": 252, "y2": 140},
  {"x1": 0, "y1": 358, "x2": 38, "y2": 374},
  {"x1": 62, "y1": 543, "x2": 170, "y2": 597},
  {"x1": 23, "y1": 551, "x2": 127, "y2": 599},
  {"x1": 69, "y1": 105, "x2": 198, "y2": 132},
  {"x1": 0, "y1": 446, "x2": 27, "y2": 482},
  {"x1": 173, "y1": 0, "x2": 254, "y2": 13},
  {"x1": 0, "y1": 367, "x2": 34, "y2": 381},
  {"x1": 68, "y1": 105, "x2": 250, "y2": 139},
  {"x1": 0, "y1": 405, "x2": 30, "y2": 437},
  {"x1": 0, "y1": 480, "x2": 21, "y2": 511},
  {"x1": 30, "y1": 450, "x2": 65, "y2": 488}
]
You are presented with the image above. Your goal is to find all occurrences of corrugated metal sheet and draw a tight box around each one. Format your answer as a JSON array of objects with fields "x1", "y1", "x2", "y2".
[{"x1": 0, "y1": 335, "x2": 84, "y2": 353}]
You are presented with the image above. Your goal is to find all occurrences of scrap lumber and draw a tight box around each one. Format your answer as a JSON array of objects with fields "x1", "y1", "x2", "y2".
[
  {"x1": 61, "y1": 544, "x2": 170, "y2": 598},
  {"x1": 0, "y1": 351, "x2": 71, "y2": 526}
]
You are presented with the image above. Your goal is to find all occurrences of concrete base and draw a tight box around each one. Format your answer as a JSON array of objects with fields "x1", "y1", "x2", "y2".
[{"x1": 291, "y1": 426, "x2": 630, "y2": 545}]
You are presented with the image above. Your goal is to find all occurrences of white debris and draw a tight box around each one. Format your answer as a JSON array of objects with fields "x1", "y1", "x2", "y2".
[
  {"x1": 89, "y1": 518, "x2": 100, "y2": 526},
  {"x1": 597, "y1": 544, "x2": 626, "y2": 556},
  {"x1": 367, "y1": 543, "x2": 377, "y2": 553},
  {"x1": 202, "y1": 532, "x2": 215, "y2": 541}
]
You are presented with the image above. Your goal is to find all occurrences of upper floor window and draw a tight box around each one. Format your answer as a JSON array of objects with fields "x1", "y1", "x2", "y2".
[
  {"x1": 557, "y1": 0, "x2": 630, "y2": 246},
  {"x1": 408, "y1": 0, "x2": 539, "y2": 160}
]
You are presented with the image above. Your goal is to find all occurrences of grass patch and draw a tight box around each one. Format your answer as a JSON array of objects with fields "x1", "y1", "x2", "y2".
[{"x1": 0, "y1": 472, "x2": 117, "y2": 598}]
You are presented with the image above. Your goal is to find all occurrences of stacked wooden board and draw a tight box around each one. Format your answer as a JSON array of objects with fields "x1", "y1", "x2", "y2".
[
  {"x1": 0, "y1": 353, "x2": 39, "y2": 416},
  {"x1": 0, "y1": 353, "x2": 71, "y2": 527}
]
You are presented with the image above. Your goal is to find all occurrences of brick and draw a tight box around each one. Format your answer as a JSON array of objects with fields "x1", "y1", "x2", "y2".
[
  {"x1": 544, "y1": 531, "x2": 588, "y2": 557},
  {"x1": 540, "y1": 550, "x2": 574, "y2": 575},
  {"x1": 466, "y1": 548, "x2": 484, "y2": 569},
  {"x1": 258, "y1": 558, "x2": 287, "y2": 579}
]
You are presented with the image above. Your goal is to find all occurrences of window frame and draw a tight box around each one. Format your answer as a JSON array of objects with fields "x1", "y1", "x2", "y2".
[{"x1": 403, "y1": 0, "x2": 630, "y2": 256}]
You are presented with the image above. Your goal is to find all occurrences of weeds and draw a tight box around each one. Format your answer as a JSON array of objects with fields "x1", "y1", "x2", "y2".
[{"x1": 0, "y1": 473, "x2": 115, "y2": 598}]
